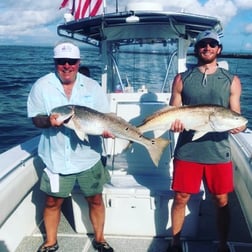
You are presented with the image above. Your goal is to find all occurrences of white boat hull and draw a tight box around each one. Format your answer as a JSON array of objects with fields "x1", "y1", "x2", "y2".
[{"x1": 230, "y1": 131, "x2": 252, "y2": 237}]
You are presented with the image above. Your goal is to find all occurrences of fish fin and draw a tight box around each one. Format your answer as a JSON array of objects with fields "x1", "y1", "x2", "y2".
[
  {"x1": 152, "y1": 129, "x2": 168, "y2": 138},
  {"x1": 65, "y1": 117, "x2": 88, "y2": 141},
  {"x1": 147, "y1": 137, "x2": 170, "y2": 167},
  {"x1": 192, "y1": 131, "x2": 206, "y2": 141},
  {"x1": 75, "y1": 130, "x2": 88, "y2": 141}
]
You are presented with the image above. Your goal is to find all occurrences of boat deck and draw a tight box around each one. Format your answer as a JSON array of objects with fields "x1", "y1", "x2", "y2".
[{"x1": 15, "y1": 191, "x2": 252, "y2": 252}]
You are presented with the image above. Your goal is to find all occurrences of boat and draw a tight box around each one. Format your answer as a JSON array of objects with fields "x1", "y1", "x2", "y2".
[{"x1": 1, "y1": 3, "x2": 252, "y2": 252}]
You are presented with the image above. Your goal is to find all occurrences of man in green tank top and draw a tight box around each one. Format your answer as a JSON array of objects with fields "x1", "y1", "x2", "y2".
[{"x1": 167, "y1": 30, "x2": 246, "y2": 252}]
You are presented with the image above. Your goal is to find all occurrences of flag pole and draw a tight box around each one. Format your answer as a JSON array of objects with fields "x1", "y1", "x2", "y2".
[
  {"x1": 71, "y1": 0, "x2": 75, "y2": 16},
  {"x1": 116, "y1": 0, "x2": 118, "y2": 13},
  {"x1": 103, "y1": 0, "x2": 106, "y2": 14}
]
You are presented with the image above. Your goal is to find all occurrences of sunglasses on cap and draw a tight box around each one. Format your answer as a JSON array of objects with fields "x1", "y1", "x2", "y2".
[
  {"x1": 197, "y1": 40, "x2": 219, "y2": 49},
  {"x1": 55, "y1": 58, "x2": 79, "y2": 65}
]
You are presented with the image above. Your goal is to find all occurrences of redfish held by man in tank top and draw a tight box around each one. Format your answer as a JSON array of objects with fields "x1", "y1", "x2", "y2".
[{"x1": 138, "y1": 104, "x2": 248, "y2": 141}]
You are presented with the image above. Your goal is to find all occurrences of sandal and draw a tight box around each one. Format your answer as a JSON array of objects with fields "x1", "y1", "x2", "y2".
[
  {"x1": 37, "y1": 242, "x2": 59, "y2": 252},
  {"x1": 92, "y1": 239, "x2": 114, "y2": 252}
]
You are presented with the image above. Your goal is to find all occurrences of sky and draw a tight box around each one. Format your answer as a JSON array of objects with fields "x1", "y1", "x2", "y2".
[{"x1": 1, "y1": 0, "x2": 252, "y2": 52}]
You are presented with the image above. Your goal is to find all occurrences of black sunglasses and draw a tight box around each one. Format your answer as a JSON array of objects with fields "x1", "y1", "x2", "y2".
[
  {"x1": 197, "y1": 40, "x2": 219, "y2": 49},
  {"x1": 55, "y1": 58, "x2": 79, "y2": 65}
]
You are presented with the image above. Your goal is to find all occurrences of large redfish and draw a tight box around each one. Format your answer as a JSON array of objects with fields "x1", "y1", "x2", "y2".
[
  {"x1": 138, "y1": 105, "x2": 248, "y2": 140},
  {"x1": 51, "y1": 105, "x2": 170, "y2": 167}
]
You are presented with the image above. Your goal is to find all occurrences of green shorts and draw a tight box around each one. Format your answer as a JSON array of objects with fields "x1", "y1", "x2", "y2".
[{"x1": 40, "y1": 161, "x2": 111, "y2": 198}]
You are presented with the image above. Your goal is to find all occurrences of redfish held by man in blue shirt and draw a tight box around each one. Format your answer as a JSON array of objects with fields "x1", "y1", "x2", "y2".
[{"x1": 51, "y1": 104, "x2": 170, "y2": 167}]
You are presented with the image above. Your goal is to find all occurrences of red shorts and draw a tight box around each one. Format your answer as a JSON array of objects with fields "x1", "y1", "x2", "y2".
[{"x1": 172, "y1": 159, "x2": 234, "y2": 194}]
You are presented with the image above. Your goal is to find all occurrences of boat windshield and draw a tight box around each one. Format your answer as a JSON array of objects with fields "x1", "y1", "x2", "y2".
[{"x1": 108, "y1": 40, "x2": 178, "y2": 93}]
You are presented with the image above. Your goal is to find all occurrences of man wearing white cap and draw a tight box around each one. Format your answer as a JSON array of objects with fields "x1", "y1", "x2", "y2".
[
  {"x1": 167, "y1": 30, "x2": 246, "y2": 252},
  {"x1": 27, "y1": 41, "x2": 114, "y2": 252}
]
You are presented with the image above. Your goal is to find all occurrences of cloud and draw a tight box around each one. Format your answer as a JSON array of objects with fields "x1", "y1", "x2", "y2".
[
  {"x1": 1, "y1": 0, "x2": 252, "y2": 46},
  {"x1": 245, "y1": 23, "x2": 252, "y2": 34},
  {"x1": 161, "y1": 0, "x2": 238, "y2": 26},
  {"x1": 202, "y1": 0, "x2": 237, "y2": 25},
  {"x1": 234, "y1": 0, "x2": 252, "y2": 9},
  {"x1": 244, "y1": 42, "x2": 252, "y2": 51},
  {"x1": 116, "y1": 0, "x2": 238, "y2": 26},
  {"x1": 0, "y1": 1, "x2": 63, "y2": 44}
]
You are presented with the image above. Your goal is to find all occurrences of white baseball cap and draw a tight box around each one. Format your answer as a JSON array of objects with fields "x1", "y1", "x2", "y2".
[
  {"x1": 196, "y1": 30, "x2": 221, "y2": 44},
  {"x1": 54, "y1": 42, "x2": 80, "y2": 59}
]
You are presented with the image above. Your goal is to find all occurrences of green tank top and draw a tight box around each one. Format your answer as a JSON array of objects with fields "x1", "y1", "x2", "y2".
[{"x1": 174, "y1": 67, "x2": 234, "y2": 163}]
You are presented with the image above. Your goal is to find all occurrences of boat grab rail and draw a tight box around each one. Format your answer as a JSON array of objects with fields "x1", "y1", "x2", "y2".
[
  {"x1": 109, "y1": 53, "x2": 125, "y2": 92},
  {"x1": 230, "y1": 129, "x2": 252, "y2": 164},
  {"x1": 161, "y1": 49, "x2": 177, "y2": 93},
  {"x1": 109, "y1": 48, "x2": 178, "y2": 93}
]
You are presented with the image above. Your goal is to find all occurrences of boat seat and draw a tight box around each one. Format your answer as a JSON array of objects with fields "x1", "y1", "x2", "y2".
[
  {"x1": 72, "y1": 174, "x2": 203, "y2": 237},
  {"x1": 106, "y1": 92, "x2": 173, "y2": 176}
]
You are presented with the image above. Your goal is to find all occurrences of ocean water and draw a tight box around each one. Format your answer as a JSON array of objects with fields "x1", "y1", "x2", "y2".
[{"x1": 0, "y1": 45, "x2": 252, "y2": 154}]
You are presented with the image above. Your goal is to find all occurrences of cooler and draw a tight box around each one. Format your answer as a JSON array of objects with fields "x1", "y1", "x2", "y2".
[{"x1": 71, "y1": 174, "x2": 203, "y2": 237}]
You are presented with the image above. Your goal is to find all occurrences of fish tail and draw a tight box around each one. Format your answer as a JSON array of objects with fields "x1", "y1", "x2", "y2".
[{"x1": 147, "y1": 137, "x2": 170, "y2": 167}]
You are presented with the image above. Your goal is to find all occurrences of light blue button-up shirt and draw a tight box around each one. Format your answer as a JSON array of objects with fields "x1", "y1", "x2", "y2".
[{"x1": 27, "y1": 72, "x2": 109, "y2": 174}]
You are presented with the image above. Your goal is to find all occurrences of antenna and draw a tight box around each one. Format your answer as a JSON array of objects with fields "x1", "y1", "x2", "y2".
[{"x1": 116, "y1": 0, "x2": 118, "y2": 13}]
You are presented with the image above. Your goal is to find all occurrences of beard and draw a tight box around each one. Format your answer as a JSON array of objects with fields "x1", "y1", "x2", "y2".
[{"x1": 196, "y1": 50, "x2": 219, "y2": 64}]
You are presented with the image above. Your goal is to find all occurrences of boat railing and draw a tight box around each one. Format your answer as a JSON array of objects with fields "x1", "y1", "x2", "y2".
[
  {"x1": 109, "y1": 53, "x2": 125, "y2": 92},
  {"x1": 231, "y1": 130, "x2": 252, "y2": 161},
  {"x1": 161, "y1": 49, "x2": 178, "y2": 93},
  {"x1": 108, "y1": 47, "x2": 178, "y2": 94}
]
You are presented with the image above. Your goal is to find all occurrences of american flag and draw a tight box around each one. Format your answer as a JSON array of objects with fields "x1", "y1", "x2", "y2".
[{"x1": 60, "y1": 0, "x2": 103, "y2": 19}]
